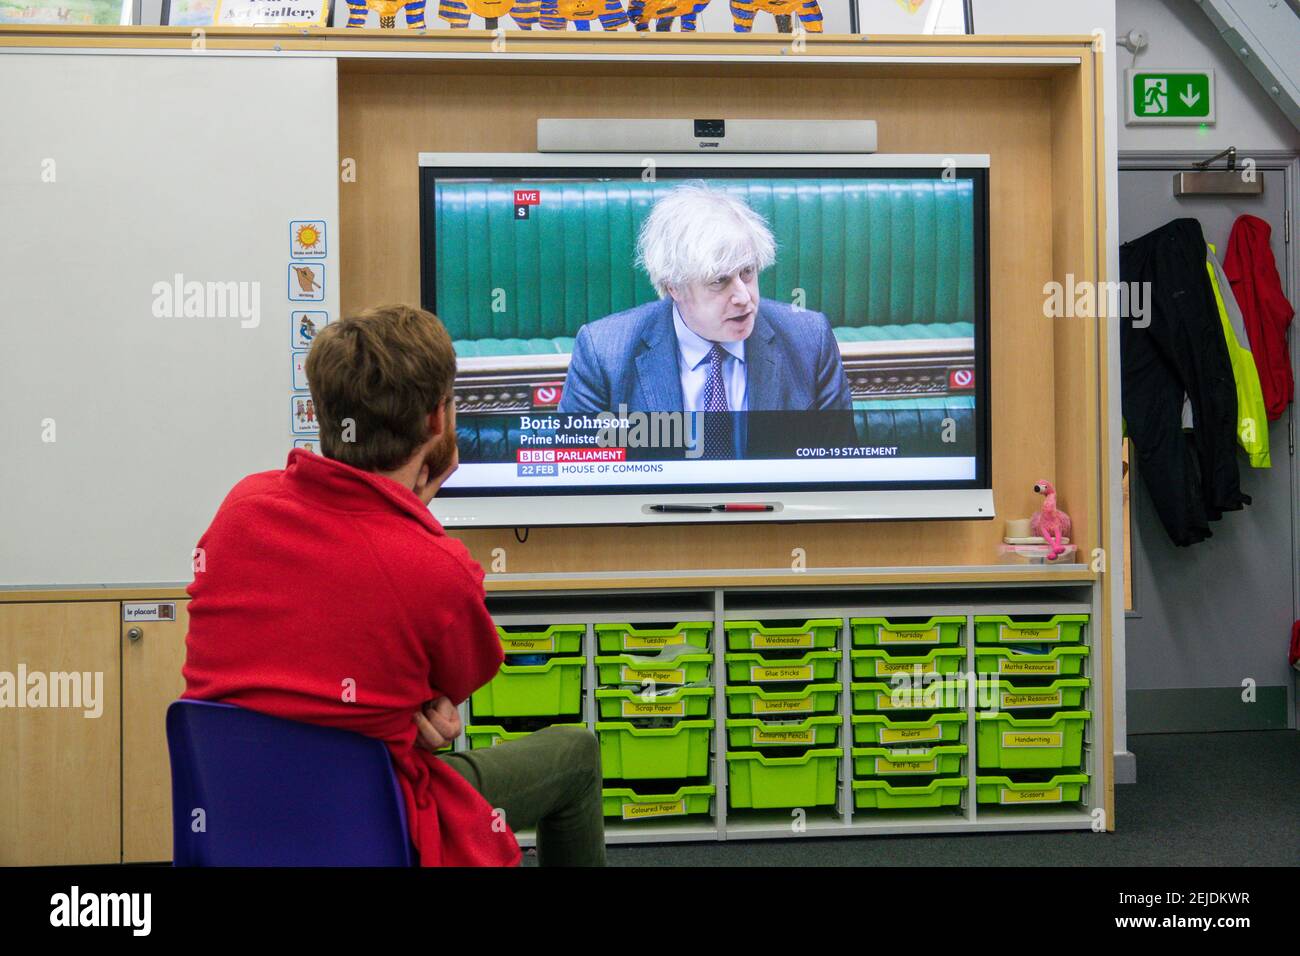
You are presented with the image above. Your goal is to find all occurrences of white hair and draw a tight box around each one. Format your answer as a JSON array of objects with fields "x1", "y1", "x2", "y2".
[{"x1": 635, "y1": 183, "x2": 777, "y2": 297}]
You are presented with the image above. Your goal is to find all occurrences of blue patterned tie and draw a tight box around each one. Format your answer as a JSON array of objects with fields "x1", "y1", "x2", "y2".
[{"x1": 703, "y1": 343, "x2": 734, "y2": 459}]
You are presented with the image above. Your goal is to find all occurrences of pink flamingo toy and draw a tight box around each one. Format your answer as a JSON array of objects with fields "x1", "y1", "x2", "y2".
[{"x1": 1030, "y1": 479, "x2": 1072, "y2": 561}]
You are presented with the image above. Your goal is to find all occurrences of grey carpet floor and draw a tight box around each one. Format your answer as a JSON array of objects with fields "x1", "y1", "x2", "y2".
[{"x1": 558, "y1": 730, "x2": 1299, "y2": 867}]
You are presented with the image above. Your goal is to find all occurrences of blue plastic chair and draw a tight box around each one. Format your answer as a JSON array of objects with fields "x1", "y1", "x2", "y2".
[{"x1": 166, "y1": 699, "x2": 415, "y2": 866}]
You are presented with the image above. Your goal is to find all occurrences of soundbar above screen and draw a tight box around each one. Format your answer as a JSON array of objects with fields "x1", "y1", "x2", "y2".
[{"x1": 418, "y1": 153, "x2": 992, "y2": 527}]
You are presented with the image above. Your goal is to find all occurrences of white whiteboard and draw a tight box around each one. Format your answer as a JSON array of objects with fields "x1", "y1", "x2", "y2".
[{"x1": 0, "y1": 53, "x2": 340, "y2": 586}]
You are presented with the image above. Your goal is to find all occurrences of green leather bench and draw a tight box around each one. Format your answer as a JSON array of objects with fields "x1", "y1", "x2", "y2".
[{"x1": 434, "y1": 177, "x2": 977, "y2": 356}]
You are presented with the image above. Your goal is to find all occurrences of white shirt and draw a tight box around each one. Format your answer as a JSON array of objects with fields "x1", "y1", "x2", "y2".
[{"x1": 672, "y1": 305, "x2": 748, "y2": 413}]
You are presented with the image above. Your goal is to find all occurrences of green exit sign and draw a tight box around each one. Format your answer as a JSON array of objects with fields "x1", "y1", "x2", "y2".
[{"x1": 1127, "y1": 69, "x2": 1216, "y2": 125}]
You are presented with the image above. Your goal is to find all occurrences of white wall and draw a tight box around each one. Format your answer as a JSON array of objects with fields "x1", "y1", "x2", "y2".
[{"x1": 1114, "y1": 0, "x2": 1299, "y2": 151}]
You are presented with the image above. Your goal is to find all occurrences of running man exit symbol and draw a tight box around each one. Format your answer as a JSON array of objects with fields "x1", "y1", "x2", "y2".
[
  {"x1": 1143, "y1": 77, "x2": 1167, "y2": 114},
  {"x1": 1127, "y1": 70, "x2": 1214, "y2": 124}
]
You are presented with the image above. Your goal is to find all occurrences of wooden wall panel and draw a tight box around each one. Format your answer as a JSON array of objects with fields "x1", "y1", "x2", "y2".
[
  {"x1": 339, "y1": 73, "x2": 1062, "y2": 573},
  {"x1": 0, "y1": 602, "x2": 120, "y2": 865}
]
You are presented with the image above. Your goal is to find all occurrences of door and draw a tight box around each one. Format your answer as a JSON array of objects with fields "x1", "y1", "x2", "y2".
[
  {"x1": 0, "y1": 602, "x2": 121, "y2": 865},
  {"x1": 1119, "y1": 161, "x2": 1296, "y2": 732},
  {"x1": 122, "y1": 599, "x2": 190, "y2": 863}
]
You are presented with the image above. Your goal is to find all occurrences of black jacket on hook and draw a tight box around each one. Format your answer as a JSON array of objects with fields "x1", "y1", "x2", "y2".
[{"x1": 1120, "y1": 217, "x2": 1250, "y2": 546}]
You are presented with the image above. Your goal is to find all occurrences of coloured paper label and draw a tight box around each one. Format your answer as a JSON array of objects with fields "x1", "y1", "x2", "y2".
[{"x1": 621, "y1": 799, "x2": 686, "y2": 820}]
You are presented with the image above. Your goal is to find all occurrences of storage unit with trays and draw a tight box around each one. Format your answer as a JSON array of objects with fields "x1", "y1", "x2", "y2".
[
  {"x1": 972, "y1": 613, "x2": 1093, "y2": 811},
  {"x1": 594, "y1": 622, "x2": 718, "y2": 825},
  {"x1": 722, "y1": 619, "x2": 845, "y2": 816},
  {"x1": 848, "y1": 616, "x2": 970, "y2": 814},
  {"x1": 465, "y1": 624, "x2": 590, "y2": 756}
]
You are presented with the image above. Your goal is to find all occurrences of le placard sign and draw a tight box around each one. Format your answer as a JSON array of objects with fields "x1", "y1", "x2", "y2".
[{"x1": 1126, "y1": 69, "x2": 1215, "y2": 125}]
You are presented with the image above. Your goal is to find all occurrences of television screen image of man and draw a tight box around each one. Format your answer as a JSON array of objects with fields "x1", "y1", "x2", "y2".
[{"x1": 557, "y1": 182, "x2": 855, "y2": 457}]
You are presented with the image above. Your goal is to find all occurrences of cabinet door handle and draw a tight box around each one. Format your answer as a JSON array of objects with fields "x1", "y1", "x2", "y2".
[{"x1": 127, "y1": 627, "x2": 143, "y2": 642}]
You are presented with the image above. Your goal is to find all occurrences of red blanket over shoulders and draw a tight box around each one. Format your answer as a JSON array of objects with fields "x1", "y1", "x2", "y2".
[{"x1": 182, "y1": 448, "x2": 520, "y2": 867}]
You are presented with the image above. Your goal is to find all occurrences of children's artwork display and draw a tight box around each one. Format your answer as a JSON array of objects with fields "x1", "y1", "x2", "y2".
[
  {"x1": 331, "y1": 0, "x2": 857, "y2": 31},
  {"x1": 0, "y1": 0, "x2": 128, "y2": 24}
]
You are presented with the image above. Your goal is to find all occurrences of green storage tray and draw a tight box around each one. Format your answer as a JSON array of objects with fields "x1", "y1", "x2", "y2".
[
  {"x1": 976, "y1": 711, "x2": 1091, "y2": 769},
  {"x1": 851, "y1": 679, "x2": 968, "y2": 713},
  {"x1": 725, "y1": 683, "x2": 842, "y2": 717},
  {"x1": 495, "y1": 624, "x2": 585, "y2": 655},
  {"x1": 851, "y1": 616, "x2": 965, "y2": 648},
  {"x1": 465, "y1": 722, "x2": 586, "y2": 749},
  {"x1": 724, "y1": 650, "x2": 840, "y2": 684},
  {"x1": 726, "y1": 715, "x2": 842, "y2": 748},
  {"x1": 853, "y1": 777, "x2": 967, "y2": 810},
  {"x1": 976, "y1": 678, "x2": 1090, "y2": 711},
  {"x1": 470, "y1": 656, "x2": 585, "y2": 718},
  {"x1": 595, "y1": 621, "x2": 712, "y2": 653},
  {"x1": 602, "y1": 784, "x2": 716, "y2": 820},
  {"x1": 595, "y1": 651, "x2": 713, "y2": 687},
  {"x1": 852, "y1": 744, "x2": 966, "y2": 777},
  {"x1": 726, "y1": 748, "x2": 843, "y2": 809},
  {"x1": 975, "y1": 645, "x2": 1090, "y2": 677},
  {"x1": 595, "y1": 719, "x2": 715, "y2": 779},
  {"x1": 974, "y1": 614, "x2": 1088, "y2": 645},
  {"x1": 976, "y1": 774, "x2": 1089, "y2": 805},
  {"x1": 596, "y1": 684, "x2": 713, "y2": 719},
  {"x1": 724, "y1": 619, "x2": 841, "y2": 651},
  {"x1": 851, "y1": 647, "x2": 967, "y2": 679},
  {"x1": 852, "y1": 712, "x2": 967, "y2": 746}
]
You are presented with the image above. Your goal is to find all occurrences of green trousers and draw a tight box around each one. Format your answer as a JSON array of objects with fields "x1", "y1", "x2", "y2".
[{"x1": 439, "y1": 725, "x2": 607, "y2": 866}]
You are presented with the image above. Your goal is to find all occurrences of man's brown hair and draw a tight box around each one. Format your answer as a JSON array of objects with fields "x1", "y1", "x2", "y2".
[{"x1": 305, "y1": 304, "x2": 457, "y2": 472}]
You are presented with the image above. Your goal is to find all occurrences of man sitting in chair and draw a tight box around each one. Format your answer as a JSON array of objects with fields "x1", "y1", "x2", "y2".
[
  {"x1": 182, "y1": 305, "x2": 604, "y2": 867},
  {"x1": 558, "y1": 182, "x2": 855, "y2": 457}
]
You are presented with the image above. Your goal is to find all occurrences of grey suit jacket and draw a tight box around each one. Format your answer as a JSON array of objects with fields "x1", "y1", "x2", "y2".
[{"x1": 558, "y1": 298, "x2": 852, "y2": 414}]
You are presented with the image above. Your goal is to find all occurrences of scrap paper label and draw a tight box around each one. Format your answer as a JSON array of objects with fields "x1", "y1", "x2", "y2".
[{"x1": 621, "y1": 700, "x2": 686, "y2": 718}]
